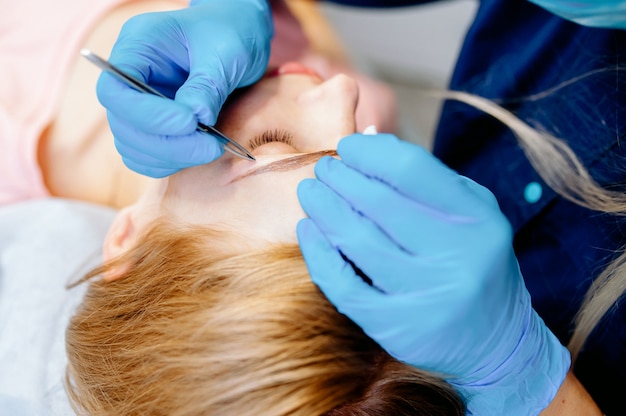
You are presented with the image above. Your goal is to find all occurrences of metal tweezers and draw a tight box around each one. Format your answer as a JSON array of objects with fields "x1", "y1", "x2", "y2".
[{"x1": 80, "y1": 49, "x2": 255, "y2": 161}]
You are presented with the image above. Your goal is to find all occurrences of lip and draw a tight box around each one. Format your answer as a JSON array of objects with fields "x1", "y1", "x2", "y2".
[{"x1": 266, "y1": 62, "x2": 323, "y2": 81}]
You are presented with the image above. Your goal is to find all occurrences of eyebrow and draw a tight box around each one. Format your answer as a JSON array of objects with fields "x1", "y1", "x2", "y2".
[{"x1": 230, "y1": 149, "x2": 338, "y2": 182}]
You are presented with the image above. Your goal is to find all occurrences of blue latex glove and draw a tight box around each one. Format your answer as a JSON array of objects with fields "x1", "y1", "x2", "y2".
[
  {"x1": 96, "y1": 0, "x2": 273, "y2": 177},
  {"x1": 528, "y1": 0, "x2": 626, "y2": 28},
  {"x1": 297, "y1": 133, "x2": 570, "y2": 415}
]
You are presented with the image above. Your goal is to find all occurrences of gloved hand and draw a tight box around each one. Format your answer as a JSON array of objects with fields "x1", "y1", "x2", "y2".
[
  {"x1": 529, "y1": 0, "x2": 626, "y2": 29},
  {"x1": 96, "y1": 0, "x2": 273, "y2": 177},
  {"x1": 297, "y1": 133, "x2": 570, "y2": 415}
]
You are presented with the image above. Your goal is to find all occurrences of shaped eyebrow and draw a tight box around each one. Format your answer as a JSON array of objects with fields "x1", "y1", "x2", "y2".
[{"x1": 230, "y1": 149, "x2": 338, "y2": 182}]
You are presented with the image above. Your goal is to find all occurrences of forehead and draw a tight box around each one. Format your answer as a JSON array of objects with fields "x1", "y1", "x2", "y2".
[{"x1": 162, "y1": 159, "x2": 316, "y2": 246}]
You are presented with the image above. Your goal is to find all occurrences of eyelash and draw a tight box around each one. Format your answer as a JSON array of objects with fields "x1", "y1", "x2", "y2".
[{"x1": 248, "y1": 129, "x2": 294, "y2": 151}]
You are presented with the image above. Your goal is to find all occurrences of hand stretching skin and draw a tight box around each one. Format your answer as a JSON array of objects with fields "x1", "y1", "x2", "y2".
[
  {"x1": 96, "y1": 0, "x2": 273, "y2": 177},
  {"x1": 297, "y1": 133, "x2": 571, "y2": 415}
]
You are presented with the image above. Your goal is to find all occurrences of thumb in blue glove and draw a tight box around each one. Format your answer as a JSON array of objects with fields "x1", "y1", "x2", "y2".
[
  {"x1": 96, "y1": 0, "x2": 273, "y2": 177},
  {"x1": 297, "y1": 133, "x2": 570, "y2": 415}
]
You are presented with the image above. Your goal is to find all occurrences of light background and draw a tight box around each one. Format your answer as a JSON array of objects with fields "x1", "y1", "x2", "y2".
[{"x1": 316, "y1": 0, "x2": 478, "y2": 148}]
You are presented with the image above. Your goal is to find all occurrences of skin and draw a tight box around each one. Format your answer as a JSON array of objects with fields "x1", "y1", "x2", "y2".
[{"x1": 542, "y1": 371, "x2": 601, "y2": 415}]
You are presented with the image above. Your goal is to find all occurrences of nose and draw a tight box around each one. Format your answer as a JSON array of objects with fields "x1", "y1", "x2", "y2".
[
  {"x1": 295, "y1": 75, "x2": 358, "y2": 152},
  {"x1": 298, "y1": 73, "x2": 359, "y2": 106}
]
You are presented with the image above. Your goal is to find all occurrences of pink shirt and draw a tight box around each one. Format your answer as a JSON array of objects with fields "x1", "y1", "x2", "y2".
[{"x1": 0, "y1": 0, "x2": 135, "y2": 206}]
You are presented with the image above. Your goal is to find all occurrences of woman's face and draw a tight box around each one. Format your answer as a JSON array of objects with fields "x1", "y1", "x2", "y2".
[{"x1": 132, "y1": 64, "x2": 359, "y2": 247}]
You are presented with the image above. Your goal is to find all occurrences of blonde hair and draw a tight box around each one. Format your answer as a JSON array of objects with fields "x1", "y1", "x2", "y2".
[
  {"x1": 438, "y1": 90, "x2": 626, "y2": 360},
  {"x1": 65, "y1": 218, "x2": 464, "y2": 415}
]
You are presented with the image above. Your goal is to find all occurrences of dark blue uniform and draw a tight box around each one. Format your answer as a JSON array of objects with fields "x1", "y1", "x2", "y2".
[{"x1": 328, "y1": 1, "x2": 626, "y2": 413}]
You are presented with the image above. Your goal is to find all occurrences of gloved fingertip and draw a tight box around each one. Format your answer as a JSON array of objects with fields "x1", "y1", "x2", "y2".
[
  {"x1": 313, "y1": 155, "x2": 342, "y2": 181},
  {"x1": 336, "y1": 132, "x2": 399, "y2": 159},
  {"x1": 296, "y1": 218, "x2": 319, "y2": 242},
  {"x1": 299, "y1": 216, "x2": 342, "y2": 252},
  {"x1": 297, "y1": 219, "x2": 333, "y2": 267},
  {"x1": 296, "y1": 178, "x2": 317, "y2": 200},
  {"x1": 297, "y1": 178, "x2": 336, "y2": 216},
  {"x1": 122, "y1": 157, "x2": 177, "y2": 179},
  {"x1": 189, "y1": 131, "x2": 226, "y2": 164},
  {"x1": 95, "y1": 72, "x2": 124, "y2": 105}
]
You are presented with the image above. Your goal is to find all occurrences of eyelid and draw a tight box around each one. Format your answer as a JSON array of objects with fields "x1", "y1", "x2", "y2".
[{"x1": 248, "y1": 129, "x2": 295, "y2": 151}]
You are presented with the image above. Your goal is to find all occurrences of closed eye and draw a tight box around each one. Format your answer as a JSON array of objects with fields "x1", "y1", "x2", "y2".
[{"x1": 248, "y1": 129, "x2": 294, "y2": 151}]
